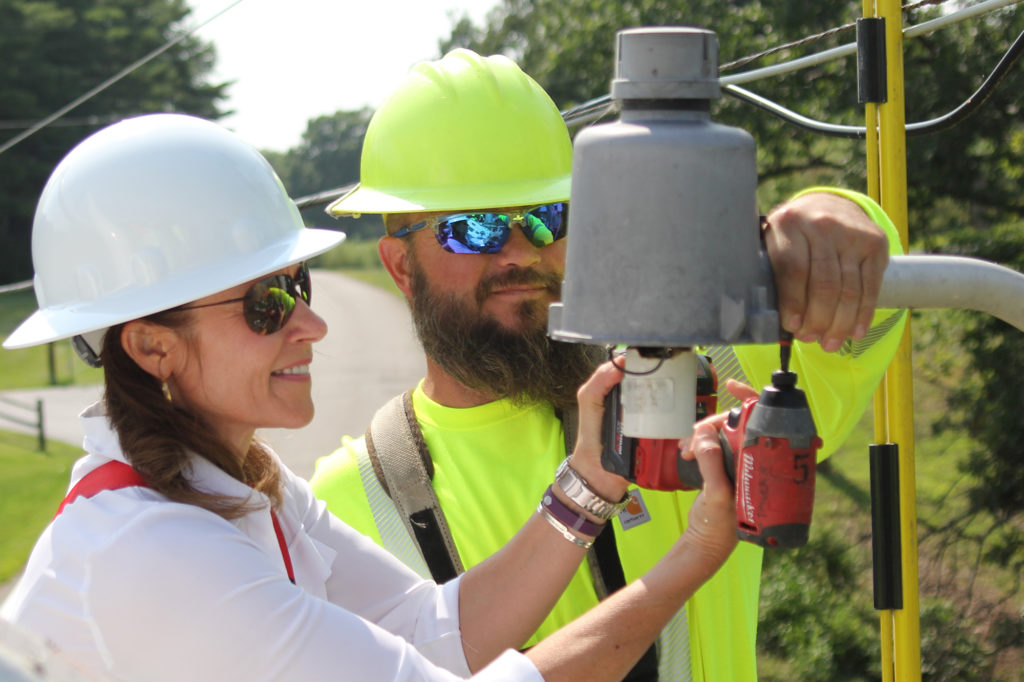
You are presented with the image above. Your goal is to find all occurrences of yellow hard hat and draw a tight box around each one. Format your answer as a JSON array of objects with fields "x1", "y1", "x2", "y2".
[{"x1": 327, "y1": 49, "x2": 571, "y2": 216}]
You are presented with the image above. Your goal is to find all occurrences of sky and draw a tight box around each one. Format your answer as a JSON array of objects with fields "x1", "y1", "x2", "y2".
[{"x1": 187, "y1": 0, "x2": 501, "y2": 152}]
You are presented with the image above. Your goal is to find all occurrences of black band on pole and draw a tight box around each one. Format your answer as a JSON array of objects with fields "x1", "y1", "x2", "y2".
[
  {"x1": 869, "y1": 443, "x2": 903, "y2": 610},
  {"x1": 857, "y1": 18, "x2": 888, "y2": 104}
]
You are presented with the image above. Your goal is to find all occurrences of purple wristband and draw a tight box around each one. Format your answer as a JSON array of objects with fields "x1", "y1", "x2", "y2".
[{"x1": 540, "y1": 485, "x2": 606, "y2": 537}]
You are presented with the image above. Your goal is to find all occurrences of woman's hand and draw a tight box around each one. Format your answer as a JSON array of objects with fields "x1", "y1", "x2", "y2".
[
  {"x1": 567, "y1": 360, "x2": 629, "y2": 504},
  {"x1": 672, "y1": 378, "x2": 757, "y2": 571},
  {"x1": 676, "y1": 420, "x2": 739, "y2": 572}
]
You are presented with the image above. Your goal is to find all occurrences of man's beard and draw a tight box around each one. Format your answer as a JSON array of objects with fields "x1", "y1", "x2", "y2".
[{"x1": 408, "y1": 255, "x2": 603, "y2": 413}]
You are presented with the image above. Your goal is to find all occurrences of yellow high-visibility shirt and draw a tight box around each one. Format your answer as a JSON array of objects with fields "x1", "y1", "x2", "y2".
[{"x1": 312, "y1": 189, "x2": 905, "y2": 681}]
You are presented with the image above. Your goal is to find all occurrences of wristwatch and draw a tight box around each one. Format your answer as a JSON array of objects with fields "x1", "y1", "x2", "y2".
[{"x1": 554, "y1": 458, "x2": 630, "y2": 521}]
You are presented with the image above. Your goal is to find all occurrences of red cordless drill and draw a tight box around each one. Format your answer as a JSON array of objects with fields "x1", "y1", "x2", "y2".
[
  {"x1": 602, "y1": 337, "x2": 821, "y2": 548},
  {"x1": 716, "y1": 339, "x2": 822, "y2": 548}
]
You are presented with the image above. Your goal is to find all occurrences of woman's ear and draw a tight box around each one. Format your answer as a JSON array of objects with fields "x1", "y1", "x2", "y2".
[
  {"x1": 378, "y1": 235, "x2": 414, "y2": 300},
  {"x1": 120, "y1": 321, "x2": 180, "y2": 380}
]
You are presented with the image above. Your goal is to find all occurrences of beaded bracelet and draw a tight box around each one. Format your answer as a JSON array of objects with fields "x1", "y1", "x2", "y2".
[{"x1": 539, "y1": 485, "x2": 606, "y2": 537}]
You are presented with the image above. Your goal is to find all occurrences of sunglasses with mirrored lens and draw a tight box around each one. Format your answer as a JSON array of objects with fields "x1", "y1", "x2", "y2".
[
  {"x1": 178, "y1": 263, "x2": 312, "y2": 335},
  {"x1": 392, "y1": 202, "x2": 568, "y2": 254}
]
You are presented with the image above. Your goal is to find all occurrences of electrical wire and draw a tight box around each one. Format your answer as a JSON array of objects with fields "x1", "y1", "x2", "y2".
[
  {"x1": 292, "y1": 0, "x2": 1024, "y2": 208},
  {"x1": 0, "y1": 0, "x2": 247, "y2": 156},
  {"x1": 560, "y1": 0, "x2": 1023, "y2": 130},
  {"x1": 606, "y1": 347, "x2": 673, "y2": 376},
  {"x1": 722, "y1": 26, "x2": 1024, "y2": 139},
  {"x1": 302, "y1": 21, "x2": 1023, "y2": 207}
]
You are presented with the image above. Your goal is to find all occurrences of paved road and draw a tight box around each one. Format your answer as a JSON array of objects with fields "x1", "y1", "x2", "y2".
[{"x1": 0, "y1": 270, "x2": 425, "y2": 481}]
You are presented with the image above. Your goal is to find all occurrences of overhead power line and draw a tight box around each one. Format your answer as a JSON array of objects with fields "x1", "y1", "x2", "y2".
[
  {"x1": 0, "y1": 0, "x2": 247, "y2": 156},
  {"x1": 298, "y1": 0, "x2": 1022, "y2": 210}
]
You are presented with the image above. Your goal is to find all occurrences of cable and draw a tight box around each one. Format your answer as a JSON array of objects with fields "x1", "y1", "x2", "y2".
[
  {"x1": 721, "y1": 0, "x2": 1020, "y2": 85},
  {"x1": 722, "y1": 27, "x2": 1024, "y2": 139},
  {"x1": 294, "y1": 1, "x2": 1024, "y2": 207},
  {"x1": 606, "y1": 347, "x2": 675, "y2": 376},
  {"x1": 0, "y1": 0, "x2": 248, "y2": 156},
  {"x1": 301, "y1": 24, "x2": 1024, "y2": 205},
  {"x1": 561, "y1": 0, "x2": 1022, "y2": 130},
  {"x1": 719, "y1": 0, "x2": 954, "y2": 73},
  {"x1": 0, "y1": 114, "x2": 129, "y2": 131}
]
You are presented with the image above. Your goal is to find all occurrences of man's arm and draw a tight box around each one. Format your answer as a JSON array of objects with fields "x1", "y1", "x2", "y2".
[{"x1": 733, "y1": 188, "x2": 906, "y2": 458}]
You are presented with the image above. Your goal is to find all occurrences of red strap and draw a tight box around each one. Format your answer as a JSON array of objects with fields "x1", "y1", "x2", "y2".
[
  {"x1": 54, "y1": 460, "x2": 296, "y2": 584},
  {"x1": 270, "y1": 511, "x2": 296, "y2": 584},
  {"x1": 55, "y1": 461, "x2": 146, "y2": 518}
]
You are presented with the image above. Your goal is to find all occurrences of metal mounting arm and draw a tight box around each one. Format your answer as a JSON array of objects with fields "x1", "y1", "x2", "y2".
[{"x1": 879, "y1": 255, "x2": 1024, "y2": 332}]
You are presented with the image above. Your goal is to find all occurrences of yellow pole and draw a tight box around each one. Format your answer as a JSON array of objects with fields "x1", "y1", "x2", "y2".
[
  {"x1": 865, "y1": 59, "x2": 898, "y2": 682},
  {"x1": 866, "y1": 0, "x2": 923, "y2": 678}
]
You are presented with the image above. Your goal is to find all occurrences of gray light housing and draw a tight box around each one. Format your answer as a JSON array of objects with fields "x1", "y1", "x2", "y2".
[{"x1": 549, "y1": 27, "x2": 779, "y2": 347}]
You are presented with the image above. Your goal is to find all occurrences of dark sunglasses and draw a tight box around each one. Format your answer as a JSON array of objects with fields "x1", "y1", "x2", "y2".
[
  {"x1": 392, "y1": 202, "x2": 568, "y2": 254},
  {"x1": 178, "y1": 263, "x2": 312, "y2": 335}
]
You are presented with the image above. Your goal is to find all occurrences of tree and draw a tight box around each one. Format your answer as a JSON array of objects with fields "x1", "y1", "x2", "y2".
[
  {"x1": 267, "y1": 108, "x2": 384, "y2": 240},
  {"x1": 440, "y1": 0, "x2": 869, "y2": 208},
  {"x1": 0, "y1": 0, "x2": 229, "y2": 284},
  {"x1": 437, "y1": 0, "x2": 1024, "y2": 675}
]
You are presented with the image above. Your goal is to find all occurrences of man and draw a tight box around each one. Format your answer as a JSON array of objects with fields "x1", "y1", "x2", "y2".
[{"x1": 311, "y1": 48, "x2": 905, "y2": 680}]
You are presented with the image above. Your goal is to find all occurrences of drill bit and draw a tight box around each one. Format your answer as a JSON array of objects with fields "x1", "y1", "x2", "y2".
[{"x1": 779, "y1": 330, "x2": 794, "y2": 373}]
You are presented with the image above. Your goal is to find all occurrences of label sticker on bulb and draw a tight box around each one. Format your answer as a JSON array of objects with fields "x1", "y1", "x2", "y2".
[{"x1": 621, "y1": 377, "x2": 675, "y2": 412}]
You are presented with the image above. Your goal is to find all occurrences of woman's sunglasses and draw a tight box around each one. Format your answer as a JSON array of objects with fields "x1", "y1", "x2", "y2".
[
  {"x1": 178, "y1": 263, "x2": 312, "y2": 335},
  {"x1": 391, "y1": 202, "x2": 568, "y2": 254}
]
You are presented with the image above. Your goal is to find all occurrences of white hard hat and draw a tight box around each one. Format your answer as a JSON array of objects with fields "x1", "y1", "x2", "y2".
[{"x1": 4, "y1": 113, "x2": 346, "y2": 354}]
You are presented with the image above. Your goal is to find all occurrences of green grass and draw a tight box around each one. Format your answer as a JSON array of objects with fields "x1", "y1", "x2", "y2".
[
  {"x1": 1, "y1": 288, "x2": 104, "y2": 389},
  {"x1": 0, "y1": 431, "x2": 82, "y2": 582},
  {"x1": 312, "y1": 237, "x2": 402, "y2": 296}
]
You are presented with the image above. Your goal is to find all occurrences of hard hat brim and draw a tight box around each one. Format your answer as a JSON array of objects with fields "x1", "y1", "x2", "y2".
[
  {"x1": 327, "y1": 175, "x2": 571, "y2": 216},
  {"x1": 3, "y1": 227, "x2": 346, "y2": 350}
]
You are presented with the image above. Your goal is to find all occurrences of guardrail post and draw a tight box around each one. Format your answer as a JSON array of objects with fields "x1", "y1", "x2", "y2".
[
  {"x1": 36, "y1": 399, "x2": 46, "y2": 451},
  {"x1": 48, "y1": 343, "x2": 57, "y2": 386}
]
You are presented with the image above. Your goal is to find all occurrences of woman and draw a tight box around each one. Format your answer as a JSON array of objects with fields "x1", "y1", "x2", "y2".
[{"x1": 1, "y1": 113, "x2": 737, "y2": 681}]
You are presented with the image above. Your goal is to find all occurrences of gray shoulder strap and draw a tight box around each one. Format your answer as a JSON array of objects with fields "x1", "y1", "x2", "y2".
[
  {"x1": 366, "y1": 391, "x2": 464, "y2": 581},
  {"x1": 368, "y1": 396, "x2": 612, "y2": 596}
]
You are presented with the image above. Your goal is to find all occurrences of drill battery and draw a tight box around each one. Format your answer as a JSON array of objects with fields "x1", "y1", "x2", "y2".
[{"x1": 601, "y1": 353, "x2": 717, "y2": 491}]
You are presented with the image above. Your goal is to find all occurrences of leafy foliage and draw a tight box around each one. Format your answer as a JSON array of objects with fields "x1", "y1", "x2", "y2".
[
  {"x1": 0, "y1": 0, "x2": 229, "y2": 283},
  {"x1": 265, "y1": 108, "x2": 385, "y2": 240},
  {"x1": 759, "y1": 530, "x2": 881, "y2": 681},
  {"x1": 923, "y1": 224, "x2": 1024, "y2": 629},
  {"x1": 433, "y1": 1, "x2": 1024, "y2": 676},
  {"x1": 760, "y1": 530, "x2": 995, "y2": 681},
  {"x1": 439, "y1": 0, "x2": 868, "y2": 209}
]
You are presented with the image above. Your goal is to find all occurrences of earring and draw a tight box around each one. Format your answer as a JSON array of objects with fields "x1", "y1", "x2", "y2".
[{"x1": 161, "y1": 381, "x2": 173, "y2": 403}]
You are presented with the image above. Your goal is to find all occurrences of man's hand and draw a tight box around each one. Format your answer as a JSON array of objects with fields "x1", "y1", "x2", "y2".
[{"x1": 764, "y1": 192, "x2": 889, "y2": 352}]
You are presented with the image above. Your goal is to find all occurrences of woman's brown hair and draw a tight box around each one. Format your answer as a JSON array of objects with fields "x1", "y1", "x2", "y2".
[{"x1": 101, "y1": 310, "x2": 282, "y2": 518}]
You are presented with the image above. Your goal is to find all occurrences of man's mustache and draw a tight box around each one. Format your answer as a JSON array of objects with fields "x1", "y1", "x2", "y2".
[{"x1": 477, "y1": 267, "x2": 562, "y2": 303}]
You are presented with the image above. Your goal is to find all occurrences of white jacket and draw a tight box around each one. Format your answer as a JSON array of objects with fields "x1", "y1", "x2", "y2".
[{"x1": 1, "y1": 402, "x2": 540, "y2": 682}]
